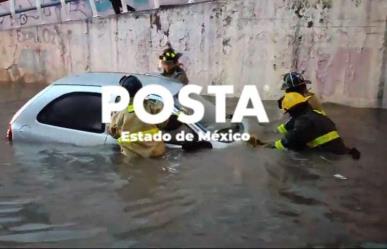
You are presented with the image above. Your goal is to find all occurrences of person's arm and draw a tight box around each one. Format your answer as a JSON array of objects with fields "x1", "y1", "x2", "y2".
[
  {"x1": 274, "y1": 116, "x2": 313, "y2": 151},
  {"x1": 108, "y1": 112, "x2": 123, "y2": 139},
  {"x1": 176, "y1": 70, "x2": 189, "y2": 85},
  {"x1": 277, "y1": 118, "x2": 295, "y2": 135}
]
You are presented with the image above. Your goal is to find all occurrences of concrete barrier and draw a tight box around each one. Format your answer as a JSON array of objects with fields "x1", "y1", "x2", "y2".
[{"x1": 0, "y1": 0, "x2": 386, "y2": 108}]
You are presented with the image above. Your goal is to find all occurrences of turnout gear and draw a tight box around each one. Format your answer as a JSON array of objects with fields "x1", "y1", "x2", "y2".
[
  {"x1": 159, "y1": 48, "x2": 189, "y2": 85},
  {"x1": 108, "y1": 103, "x2": 166, "y2": 158},
  {"x1": 273, "y1": 110, "x2": 346, "y2": 154},
  {"x1": 277, "y1": 109, "x2": 326, "y2": 135},
  {"x1": 277, "y1": 93, "x2": 326, "y2": 138},
  {"x1": 273, "y1": 98, "x2": 360, "y2": 159},
  {"x1": 161, "y1": 66, "x2": 189, "y2": 85},
  {"x1": 109, "y1": 77, "x2": 165, "y2": 158}
]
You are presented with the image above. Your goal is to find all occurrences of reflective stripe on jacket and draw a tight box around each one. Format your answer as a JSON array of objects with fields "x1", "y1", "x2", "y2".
[
  {"x1": 274, "y1": 106, "x2": 348, "y2": 154},
  {"x1": 306, "y1": 130, "x2": 340, "y2": 149},
  {"x1": 277, "y1": 110, "x2": 326, "y2": 135},
  {"x1": 108, "y1": 103, "x2": 166, "y2": 158},
  {"x1": 275, "y1": 130, "x2": 341, "y2": 151}
]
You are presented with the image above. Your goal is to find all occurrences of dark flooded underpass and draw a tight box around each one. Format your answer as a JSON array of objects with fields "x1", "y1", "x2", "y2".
[{"x1": 0, "y1": 83, "x2": 387, "y2": 247}]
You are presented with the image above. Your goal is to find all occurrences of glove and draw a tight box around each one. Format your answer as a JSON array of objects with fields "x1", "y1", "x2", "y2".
[
  {"x1": 348, "y1": 147, "x2": 361, "y2": 160},
  {"x1": 247, "y1": 135, "x2": 266, "y2": 148}
]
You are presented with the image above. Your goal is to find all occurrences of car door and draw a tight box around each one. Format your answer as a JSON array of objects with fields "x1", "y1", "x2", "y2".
[{"x1": 18, "y1": 85, "x2": 107, "y2": 146}]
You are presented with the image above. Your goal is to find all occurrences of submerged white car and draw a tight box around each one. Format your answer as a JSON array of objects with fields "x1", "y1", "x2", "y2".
[{"x1": 6, "y1": 73, "x2": 246, "y2": 149}]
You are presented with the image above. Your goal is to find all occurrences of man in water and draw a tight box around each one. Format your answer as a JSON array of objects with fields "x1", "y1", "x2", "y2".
[
  {"x1": 276, "y1": 72, "x2": 325, "y2": 135},
  {"x1": 108, "y1": 75, "x2": 166, "y2": 158},
  {"x1": 278, "y1": 72, "x2": 324, "y2": 113},
  {"x1": 250, "y1": 92, "x2": 360, "y2": 160}
]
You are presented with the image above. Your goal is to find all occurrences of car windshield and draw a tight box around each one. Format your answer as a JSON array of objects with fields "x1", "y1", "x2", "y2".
[{"x1": 174, "y1": 94, "x2": 240, "y2": 133}]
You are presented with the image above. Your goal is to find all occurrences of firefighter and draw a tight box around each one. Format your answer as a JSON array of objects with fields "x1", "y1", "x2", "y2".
[
  {"x1": 276, "y1": 72, "x2": 325, "y2": 136},
  {"x1": 250, "y1": 92, "x2": 360, "y2": 160},
  {"x1": 159, "y1": 47, "x2": 189, "y2": 85},
  {"x1": 108, "y1": 75, "x2": 166, "y2": 158},
  {"x1": 278, "y1": 72, "x2": 324, "y2": 113}
]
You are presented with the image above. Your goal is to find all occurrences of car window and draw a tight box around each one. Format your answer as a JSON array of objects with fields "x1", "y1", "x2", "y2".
[{"x1": 37, "y1": 92, "x2": 105, "y2": 133}]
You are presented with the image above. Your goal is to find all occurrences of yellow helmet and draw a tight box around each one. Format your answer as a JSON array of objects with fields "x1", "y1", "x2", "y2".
[{"x1": 281, "y1": 92, "x2": 311, "y2": 111}]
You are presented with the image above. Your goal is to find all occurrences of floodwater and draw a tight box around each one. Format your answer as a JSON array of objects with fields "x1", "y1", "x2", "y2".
[{"x1": 0, "y1": 83, "x2": 387, "y2": 248}]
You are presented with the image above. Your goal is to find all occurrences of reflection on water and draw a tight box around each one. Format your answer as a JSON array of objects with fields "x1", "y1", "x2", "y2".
[{"x1": 0, "y1": 83, "x2": 387, "y2": 247}]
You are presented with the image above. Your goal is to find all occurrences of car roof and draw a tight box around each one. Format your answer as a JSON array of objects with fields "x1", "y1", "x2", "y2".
[{"x1": 52, "y1": 72, "x2": 184, "y2": 95}]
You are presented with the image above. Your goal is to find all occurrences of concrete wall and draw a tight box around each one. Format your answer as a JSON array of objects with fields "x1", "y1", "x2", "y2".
[
  {"x1": 0, "y1": 0, "x2": 386, "y2": 108},
  {"x1": 0, "y1": 0, "x2": 108, "y2": 30},
  {"x1": 0, "y1": 0, "x2": 207, "y2": 30}
]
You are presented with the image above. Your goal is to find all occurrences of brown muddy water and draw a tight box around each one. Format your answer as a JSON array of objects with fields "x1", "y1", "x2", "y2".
[{"x1": 0, "y1": 83, "x2": 387, "y2": 247}]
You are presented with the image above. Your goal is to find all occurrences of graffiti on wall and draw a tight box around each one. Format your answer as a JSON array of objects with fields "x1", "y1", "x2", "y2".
[
  {"x1": 0, "y1": 0, "x2": 116, "y2": 29},
  {"x1": 0, "y1": 0, "x2": 200, "y2": 30},
  {"x1": 16, "y1": 27, "x2": 58, "y2": 44}
]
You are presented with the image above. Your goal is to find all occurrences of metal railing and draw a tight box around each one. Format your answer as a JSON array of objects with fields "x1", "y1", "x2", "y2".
[
  {"x1": 0, "y1": 0, "x2": 97, "y2": 18},
  {"x1": 0, "y1": 0, "x2": 199, "y2": 19}
]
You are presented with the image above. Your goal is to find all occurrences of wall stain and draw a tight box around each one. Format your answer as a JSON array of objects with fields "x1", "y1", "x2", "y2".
[
  {"x1": 290, "y1": 0, "x2": 332, "y2": 19},
  {"x1": 150, "y1": 12, "x2": 162, "y2": 32},
  {"x1": 352, "y1": 0, "x2": 362, "y2": 8},
  {"x1": 320, "y1": 0, "x2": 333, "y2": 9},
  {"x1": 377, "y1": 19, "x2": 387, "y2": 107},
  {"x1": 222, "y1": 38, "x2": 231, "y2": 47},
  {"x1": 224, "y1": 16, "x2": 232, "y2": 26},
  {"x1": 222, "y1": 38, "x2": 231, "y2": 55}
]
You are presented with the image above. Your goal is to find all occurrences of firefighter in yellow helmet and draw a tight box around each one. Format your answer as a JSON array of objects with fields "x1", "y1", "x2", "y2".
[
  {"x1": 251, "y1": 92, "x2": 360, "y2": 159},
  {"x1": 159, "y1": 47, "x2": 189, "y2": 85},
  {"x1": 276, "y1": 72, "x2": 325, "y2": 136},
  {"x1": 108, "y1": 75, "x2": 166, "y2": 158},
  {"x1": 278, "y1": 72, "x2": 324, "y2": 113}
]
